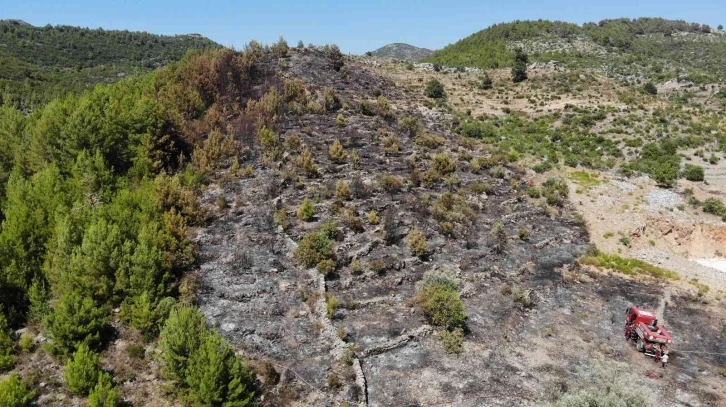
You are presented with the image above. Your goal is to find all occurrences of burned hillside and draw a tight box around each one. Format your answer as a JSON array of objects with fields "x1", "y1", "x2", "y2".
[{"x1": 187, "y1": 47, "x2": 725, "y2": 407}]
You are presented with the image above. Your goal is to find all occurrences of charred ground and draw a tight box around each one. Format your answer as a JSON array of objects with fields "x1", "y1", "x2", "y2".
[{"x1": 191, "y1": 48, "x2": 725, "y2": 406}]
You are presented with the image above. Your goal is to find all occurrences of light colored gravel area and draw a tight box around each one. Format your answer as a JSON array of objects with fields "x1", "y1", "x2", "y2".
[
  {"x1": 634, "y1": 248, "x2": 726, "y2": 290},
  {"x1": 610, "y1": 179, "x2": 637, "y2": 192},
  {"x1": 645, "y1": 190, "x2": 683, "y2": 211}
]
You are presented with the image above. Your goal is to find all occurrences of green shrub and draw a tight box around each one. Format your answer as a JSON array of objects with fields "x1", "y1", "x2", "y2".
[
  {"x1": 564, "y1": 155, "x2": 579, "y2": 168},
  {"x1": 432, "y1": 153, "x2": 456, "y2": 175},
  {"x1": 400, "y1": 116, "x2": 421, "y2": 137},
  {"x1": 619, "y1": 236, "x2": 631, "y2": 247},
  {"x1": 415, "y1": 132, "x2": 446, "y2": 149},
  {"x1": 125, "y1": 344, "x2": 144, "y2": 360},
  {"x1": 543, "y1": 178, "x2": 568, "y2": 207},
  {"x1": 527, "y1": 187, "x2": 541, "y2": 198},
  {"x1": 19, "y1": 331, "x2": 35, "y2": 354},
  {"x1": 65, "y1": 344, "x2": 102, "y2": 396},
  {"x1": 379, "y1": 174, "x2": 403, "y2": 193},
  {"x1": 480, "y1": 73, "x2": 493, "y2": 90},
  {"x1": 87, "y1": 373, "x2": 121, "y2": 407},
  {"x1": 296, "y1": 232, "x2": 334, "y2": 269},
  {"x1": 274, "y1": 207, "x2": 289, "y2": 230},
  {"x1": 257, "y1": 127, "x2": 281, "y2": 163},
  {"x1": 532, "y1": 161, "x2": 554, "y2": 173},
  {"x1": 329, "y1": 139, "x2": 347, "y2": 163},
  {"x1": 688, "y1": 278, "x2": 710, "y2": 297},
  {"x1": 518, "y1": 228, "x2": 530, "y2": 240},
  {"x1": 0, "y1": 373, "x2": 35, "y2": 407},
  {"x1": 407, "y1": 227, "x2": 428, "y2": 258},
  {"x1": 490, "y1": 222, "x2": 507, "y2": 253},
  {"x1": 297, "y1": 198, "x2": 316, "y2": 221},
  {"x1": 316, "y1": 259, "x2": 336, "y2": 276},
  {"x1": 424, "y1": 79, "x2": 446, "y2": 99},
  {"x1": 440, "y1": 328, "x2": 464, "y2": 354},
  {"x1": 422, "y1": 268, "x2": 460, "y2": 292},
  {"x1": 296, "y1": 149, "x2": 320, "y2": 177},
  {"x1": 325, "y1": 44, "x2": 344, "y2": 71},
  {"x1": 418, "y1": 272, "x2": 467, "y2": 331},
  {"x1": 643, "y1": 82, "x2": 657, "y2": 95},
  {"x1": 702, "y1": 198, "x2": 726, "y2": 220},
  {"x1": 489, "y1": 165, "x2": 506, "y2": 179},
  {"x1": 682, "y1": 164, "x2": 704, "y2": 181},
  {"x1": 367, "y1": 210, "x2": 379, "y2": 224},
  {"x1": 323, "y1": 87, "x2": 341, "y2": 111},
  {"x1": 377, "y1": 96, "x2": 393, "y2": 118},
  {"x1": 159, "y1": 305, "x2": 209, "y2": 382},
  {"x1": 511, "y1": 286, "x2": 533, "y2": 308},
  {"x1": 325, "y1": 294, "x2": 339, "y2": 319},
  {"x1": 652, "y1": 160, "x2": 679, "y2": 186},
  {"x1": 335, "y1": 181, "x2": 351, "y2": 201}
]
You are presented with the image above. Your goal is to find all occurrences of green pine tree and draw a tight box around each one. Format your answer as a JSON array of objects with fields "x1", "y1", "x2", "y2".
[
  {"x1": 511, "y1": 48, "x2": 528, "y2": 83},
  {"x1": 87, "y1": 373, "x2": 121, "y2": 407},
  {"x1": 159, "y1": 304, "x2": 208, "y2": 381},
  {"x1": 64, "y1": 343, "x2": 102, "y2": 396},
  {"x1": 124, "y1": 292, "x2": 176, "y2": 341},
  {"x1": 44, "y1": 290, "x2": 109, "y2": 356},
  {"x1": 185, "y1": 332, "x2": 255, "y2": 407}
]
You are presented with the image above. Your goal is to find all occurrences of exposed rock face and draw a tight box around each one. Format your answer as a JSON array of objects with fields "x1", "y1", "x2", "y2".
[{"x1": 369, "y1": 43, "x2": 433, "y2": 61}]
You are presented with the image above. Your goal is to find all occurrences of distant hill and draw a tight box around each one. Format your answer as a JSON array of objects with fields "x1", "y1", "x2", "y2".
[
  {"x1": 369, "y1": 43, "x2": 433, "y2": 61},
  {"x1": 0, "y1": 19, "x2": 220, "y2": 109},
  {"x1": 423, "y1": 18, "x2": 726, "y2": 83}
]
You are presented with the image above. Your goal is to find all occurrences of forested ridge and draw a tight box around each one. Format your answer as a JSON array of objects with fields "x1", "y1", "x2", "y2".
[
  {"x1": 0, "y1": 42, "x2": 293, "y2": 406},
  {"x1": 0, "y1": 20, "x2": 220, "y2": 110},
  {"x1": 424, "y1": 17, "x2": 726, "y2": 82}
]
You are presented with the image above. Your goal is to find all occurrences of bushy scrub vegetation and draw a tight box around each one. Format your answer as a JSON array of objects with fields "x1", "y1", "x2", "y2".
[
  {"x1": 682, "y1": 164, "x2": 704, "y2": 181},
  {"x1": 623, "y1": 139, "x2": 680, "y2": 186},
  {"x1": 406, "y1": 227, "x2": 429, "y2": 258},
  {"x1": 296, "y1": 230, "x2": 335, "y2": 270},
  {"x1": 580, "y1": 253, "x2": 679, "y2": 279},
  {"x1": 297, "y1": 198, "x2": 316, "y2": 221},
  {"x1": 643, "y1": 82, "x2": 658, "y2": 95},
  {"x1": 455, "y1": 109, "x2": 622, "y2": 173},
  {"x1": 542, "y1": 178, "x2": 569, "y2": 207},
  {"x1": 417, "y1": 268, "x2": 467, "y2": 331},
  {"x1": 701, "y1": 198, "x2": 726, "y2": 221},
  {"x1": 544, "y1": 361, "x2": 653, "y2": 407},
  {"x1": 424, "y1": 79, "x2": 446, "y2": 100}
]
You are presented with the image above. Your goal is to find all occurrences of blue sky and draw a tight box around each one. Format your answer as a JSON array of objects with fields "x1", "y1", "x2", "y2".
[{"x1": 2, "y1": 0, "x2": 725, "y2": 54}]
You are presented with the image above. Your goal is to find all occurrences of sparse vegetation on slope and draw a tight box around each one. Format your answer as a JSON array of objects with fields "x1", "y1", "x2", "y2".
[
  {"x1": 369, "y1": 43, "x2": 433, "y2": 61},
  {"x1": 424, "y1": 18, "x2": 726, "y2": 82}
]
